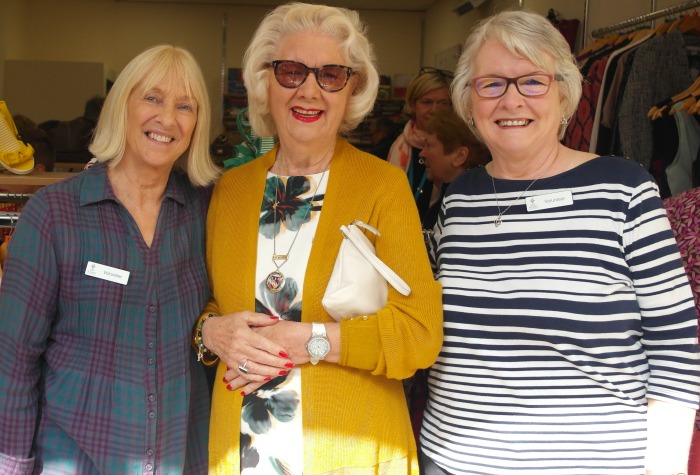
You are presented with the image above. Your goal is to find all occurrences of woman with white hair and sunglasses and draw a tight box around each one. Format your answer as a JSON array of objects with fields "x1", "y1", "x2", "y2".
[
  {"x1": 422, "y1": 9, "x2": 700, "y2": 475},
  {"x1": 195, "y1": 3, "x2": 442, "y2": 473}
]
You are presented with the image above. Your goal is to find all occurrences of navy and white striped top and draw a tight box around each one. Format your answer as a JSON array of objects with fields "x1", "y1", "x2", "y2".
[{"x1": 421, "y1": 156, "x2": 700, "y2": 474}]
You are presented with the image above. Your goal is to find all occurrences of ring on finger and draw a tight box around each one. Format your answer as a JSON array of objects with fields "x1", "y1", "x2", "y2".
[{"x1": 238, "y1": 359, "x2": 249, "y2": 375}]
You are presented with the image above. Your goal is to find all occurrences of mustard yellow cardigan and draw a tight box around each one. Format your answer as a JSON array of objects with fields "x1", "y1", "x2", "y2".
[{"x1": 205, "y1": 138, "x2": 443, "y2": 474}]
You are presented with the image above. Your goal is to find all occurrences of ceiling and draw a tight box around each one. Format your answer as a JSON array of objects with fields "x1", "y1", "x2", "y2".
[{"x1": 116, "y1": 0, "x2": 442, "y2": 12}]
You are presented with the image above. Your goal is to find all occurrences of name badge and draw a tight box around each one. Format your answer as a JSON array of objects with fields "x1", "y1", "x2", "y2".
[
  {"x1": 526, "y1": 190, "x2": 574, "y2": 212},
  {"x1": 85, "y1": 261, "x2": 130, "y2": 285}
]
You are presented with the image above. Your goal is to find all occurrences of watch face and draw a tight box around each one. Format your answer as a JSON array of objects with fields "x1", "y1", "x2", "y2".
[{"x1": 308, "y1": 336, "x2": 330, "y2": 358}]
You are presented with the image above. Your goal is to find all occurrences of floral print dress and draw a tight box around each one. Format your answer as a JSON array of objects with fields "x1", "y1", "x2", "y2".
[{"x1": 240, "y1": 170, "x2": 328, "y2": 475}]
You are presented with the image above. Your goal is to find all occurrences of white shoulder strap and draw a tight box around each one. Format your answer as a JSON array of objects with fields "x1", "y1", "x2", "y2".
[{"x1": 340, "y1": 221, "x2": 411, "y2": 296}]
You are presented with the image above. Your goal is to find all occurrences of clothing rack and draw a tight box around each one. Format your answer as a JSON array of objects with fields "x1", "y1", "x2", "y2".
[
  {"x1": 0, "y1": 193, "x2": 31, "y2": 225},
  {"x1": 591, "y1": 0, "x2": 700, "y2": 38}
]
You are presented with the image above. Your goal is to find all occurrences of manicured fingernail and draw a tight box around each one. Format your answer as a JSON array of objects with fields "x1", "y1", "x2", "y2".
[
  {"x1": 284, "y1": 362, "x2": 294, "y2": 368},
  {"x1": 279, "y1": 370, "x2": 288, "y2": 376},
  {"x1": 240, "y1": 390, "x2": 246, "y2": 396},
  {"x1": 222, "y1": 376, "x2": 227, "y2": 383},
  {"x1": 270, "y1": 316, "x2": 280, "y2": 320},
  {"x1": 264, "y1": 376, "x2": 272, "y2": 381},
  {"x1": 279, "y1": 351, "x2": 288, "y2": 358},
  {"x1": 226, "y1": 366, "x2": 231, "y2": 371},
  {"x1": 226, "y1": 384, "x2": 233, "y2": 391}
]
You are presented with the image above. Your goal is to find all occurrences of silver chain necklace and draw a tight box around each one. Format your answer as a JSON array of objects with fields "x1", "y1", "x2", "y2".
[
  {"x1": 265, "y1": 161, "x2": 330, "y2": 293},
  {"x1": 491, "y1": 171, "x2": 543, "y2": 227}
]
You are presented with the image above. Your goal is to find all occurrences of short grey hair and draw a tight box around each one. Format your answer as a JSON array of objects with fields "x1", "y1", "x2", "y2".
[
  {"x1": 451, "y1": 10, "x2": 582, "y2": 141},
  {"x1": 242, "y1": 2, "x2": 379, "y2": 137}
]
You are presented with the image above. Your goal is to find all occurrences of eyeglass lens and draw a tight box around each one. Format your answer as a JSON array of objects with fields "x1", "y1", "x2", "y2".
[
  {"x1": 472, "y1": 74, "x2": 558, "y2": 98},
  {"x1": 272, "y1": 60, "x2": 352, "y2": 92}
]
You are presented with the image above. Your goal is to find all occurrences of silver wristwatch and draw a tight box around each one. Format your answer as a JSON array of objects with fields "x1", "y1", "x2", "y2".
[{"x1": 306, "y1": 322, "x2": 330, "y2": 365}]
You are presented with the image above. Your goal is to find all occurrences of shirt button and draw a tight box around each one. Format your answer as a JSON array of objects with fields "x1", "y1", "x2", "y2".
[
  {"x1": 148, "y1": 394, "x2": 156, "y2": 402},
  {"x1": 148, "y1": 411, "x2": 156, "y2": 419},
  {"x1": 148, "y1": 341, "x2": 155, "y2": 349},
  {"x1": 148, "y1": 358, "x2": 155, "y2": 365},
  {"x1": 145, "y1": 463, "x2": 153, "y2": 471},
  {"x1": 362, "y1": 315, "x2": 368, "y2": 320},
  {"x1": 148, "y1": 305, "x2": 156, "y2": 313},
  {"x1": 146, "y1": 448, "x2": 154, "y2": 456}
]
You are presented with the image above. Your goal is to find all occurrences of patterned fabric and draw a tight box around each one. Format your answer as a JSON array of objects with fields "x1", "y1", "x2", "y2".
[
  {"x1": 387, "y1": 120, "x2": 426, "y2": 172},
  {"x1": 664, "y1": 186, "x2": 700, "y2": 335},
  {"x1": 422, "y1": 156, "x2": 700, "y2": 474},
  {"x1": 564, "y1": 53, "x2": 609, "y2": 152},
  {"x1": 240, "y1": 171, "x2": 328, "y2": 474},
  {"x1": 205, "y1": 138, "x2": 443, "y2": 474},
  {"x1": 0, "y1": 162, "x2": 212, "y2": 474}
]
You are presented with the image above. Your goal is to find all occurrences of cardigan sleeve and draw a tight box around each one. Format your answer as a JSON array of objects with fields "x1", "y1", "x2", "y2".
[{"x1": 338, "y1": 166, "x2": 443, "y2": 380}]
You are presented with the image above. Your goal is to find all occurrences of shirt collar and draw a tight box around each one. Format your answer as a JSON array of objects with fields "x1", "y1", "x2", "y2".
[{"x1": 79, "y1": 161, "x2": 188, "y2": 207}]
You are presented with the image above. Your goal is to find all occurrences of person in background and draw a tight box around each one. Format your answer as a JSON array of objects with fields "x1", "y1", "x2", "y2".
[
  {"x1": 419, "y1": 108, "x2": 490, "y2": 230},
  {"x1": 0, "y1": 44, "x2": 219, "y2": 474},
  {"x1": 195, "y1": 3, "x2": 443, "y2": 474},
  {"x1": 422, "y1": 10, "x2": 700, "y2": 475},
  {"x1": 367, "y1": 115, "x2": 398, "y2": 160},
  {"x1": 387, "y1": 67, "x2": 452, "y2": 226}
]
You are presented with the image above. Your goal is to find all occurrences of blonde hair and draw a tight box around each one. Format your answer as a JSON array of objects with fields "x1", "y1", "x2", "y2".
[
  {"x1": 404, "y1": 71, "x2": 452, "y2": 117},
  {"x1": 451, "y1": 10, "x2": 582, "y2": 141},
  {"x1": 242, "y1": 2, "x2": 379, "y2": 137},
  {"x1": 90, "y1": 44, "x2": 220, "y2": 186}
]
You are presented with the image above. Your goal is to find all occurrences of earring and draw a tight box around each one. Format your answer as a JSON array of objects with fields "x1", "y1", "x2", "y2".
[
  {"x1": 560, "y1": 115, "x2": 570, "y2": 126},
  {"x1": 467, "y1": 117, "x2": 475, "y2": 126}
]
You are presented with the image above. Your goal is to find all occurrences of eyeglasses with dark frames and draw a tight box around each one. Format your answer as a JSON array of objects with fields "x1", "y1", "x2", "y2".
[
  {"x1": 268, "y1": 60, "x2": 353, "y2": 93},
  {"x1": 469, "y1": 73, "x2": 563, "y2": 98},
  {"x1": 419, "y1": 67, "x2": 454, "y2": 79}
]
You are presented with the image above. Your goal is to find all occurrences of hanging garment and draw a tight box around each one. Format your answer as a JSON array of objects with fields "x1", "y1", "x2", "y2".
[
  {"x1": 618, "y1": 30, "x2": 692, "y2": 170},
  {"x1": 667, "y1": 102, "x2": 700, "y2": 196}
]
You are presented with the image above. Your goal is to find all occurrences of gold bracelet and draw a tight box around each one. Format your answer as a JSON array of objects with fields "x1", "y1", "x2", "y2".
[{"x1": 192, "y1": 313, "x2": 219, "y2": 366}]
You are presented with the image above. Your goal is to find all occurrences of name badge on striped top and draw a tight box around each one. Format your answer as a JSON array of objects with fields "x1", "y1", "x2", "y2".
[{"x1": 526, "y1": 190, "x2": 574, "y2": 212}]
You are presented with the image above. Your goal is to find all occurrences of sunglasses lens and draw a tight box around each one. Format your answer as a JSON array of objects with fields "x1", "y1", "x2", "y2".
[
  {"x1": 317, "y1": 66, "x2": 350, "y2": 92},
  {"x1": 272, "y1": 61, "x2": 351, "y2": 92},
  {"x1": 274, "y1": 61, "x2": 308, "y2": 88}
]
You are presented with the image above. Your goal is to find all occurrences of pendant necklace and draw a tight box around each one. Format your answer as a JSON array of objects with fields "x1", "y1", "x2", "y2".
[
  {"x1": 491, "y1": 165, "x2": 547, "y2": 227},
  {"x1": 265, "y1": 158, "x2": 330, "y2": 293}
]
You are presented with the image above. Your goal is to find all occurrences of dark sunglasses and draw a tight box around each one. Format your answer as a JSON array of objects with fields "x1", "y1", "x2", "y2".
[
  {"x1": 268, "y1": 60, "x2": 353, "y2": 93},
  {"x1": 419, "y1": 67, "x2": 454, "y2": 79}
]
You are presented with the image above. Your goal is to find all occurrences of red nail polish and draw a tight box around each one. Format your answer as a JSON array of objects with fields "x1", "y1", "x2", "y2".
[
  {"x1": 279, "y1": 351, "x2": 288, "y2": 358},
  {"x1": 264, "y1": 376, "x2": 272, "y2": 381},
  {"x1": 226, "y1": 384, "x2": 232, "y2": 391},
  {"x1": 222, "y1": 376, "x2": 227, "y2": 383},
  {"x1": 240, "y1": 390, "x2": 246, "y2": 396},
  {"x1": 279, "y1": 370, "x2": 288, "y2": 376},
  {"x1": 270, "y1": 316, "x2": 280, "y2": 320},
  {"x1": 285, "y1": 362, "x2": 294, "y2": 368}
]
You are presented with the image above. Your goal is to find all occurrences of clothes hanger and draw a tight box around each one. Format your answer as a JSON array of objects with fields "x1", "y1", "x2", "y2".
[
  {"x1": 648, "y1": 75, "x2": 700, "y2": 119},
  {"x1": 678, "y1": 10, "x2": 700, "y2": 35}
]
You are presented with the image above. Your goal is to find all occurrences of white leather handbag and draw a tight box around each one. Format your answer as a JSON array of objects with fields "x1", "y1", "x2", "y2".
[{"x1": 322, "y1": 220, "x2": 411, "y2": 321}]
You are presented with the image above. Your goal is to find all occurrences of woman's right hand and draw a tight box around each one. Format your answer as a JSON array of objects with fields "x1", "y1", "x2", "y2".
[{"x1": 201, "y1": 311, "x2": 294, "y2": 394}]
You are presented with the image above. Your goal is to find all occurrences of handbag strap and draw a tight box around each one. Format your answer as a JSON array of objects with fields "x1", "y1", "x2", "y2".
[{"x1": 340, "y1": 221, "x2": 412, "y2": 296}]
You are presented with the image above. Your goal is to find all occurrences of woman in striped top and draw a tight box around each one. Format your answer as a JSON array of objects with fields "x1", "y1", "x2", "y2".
[{"x1": 420, "y1": 10, "x2": 700, "y2": 475}]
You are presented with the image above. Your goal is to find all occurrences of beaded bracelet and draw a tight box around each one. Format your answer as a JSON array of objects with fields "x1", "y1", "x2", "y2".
[{"x1": 193, "y1": 313, "x2": 219, "y2": 366}]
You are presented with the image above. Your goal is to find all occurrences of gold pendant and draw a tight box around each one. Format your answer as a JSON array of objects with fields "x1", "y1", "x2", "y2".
[{"x1": 265, "y1": 270, "x2": 286, "y2": 293}]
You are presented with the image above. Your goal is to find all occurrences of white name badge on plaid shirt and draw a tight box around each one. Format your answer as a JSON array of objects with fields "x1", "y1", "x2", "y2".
[{"x1": 85, "y1": 261, "x2": 130, "y2": 285}]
